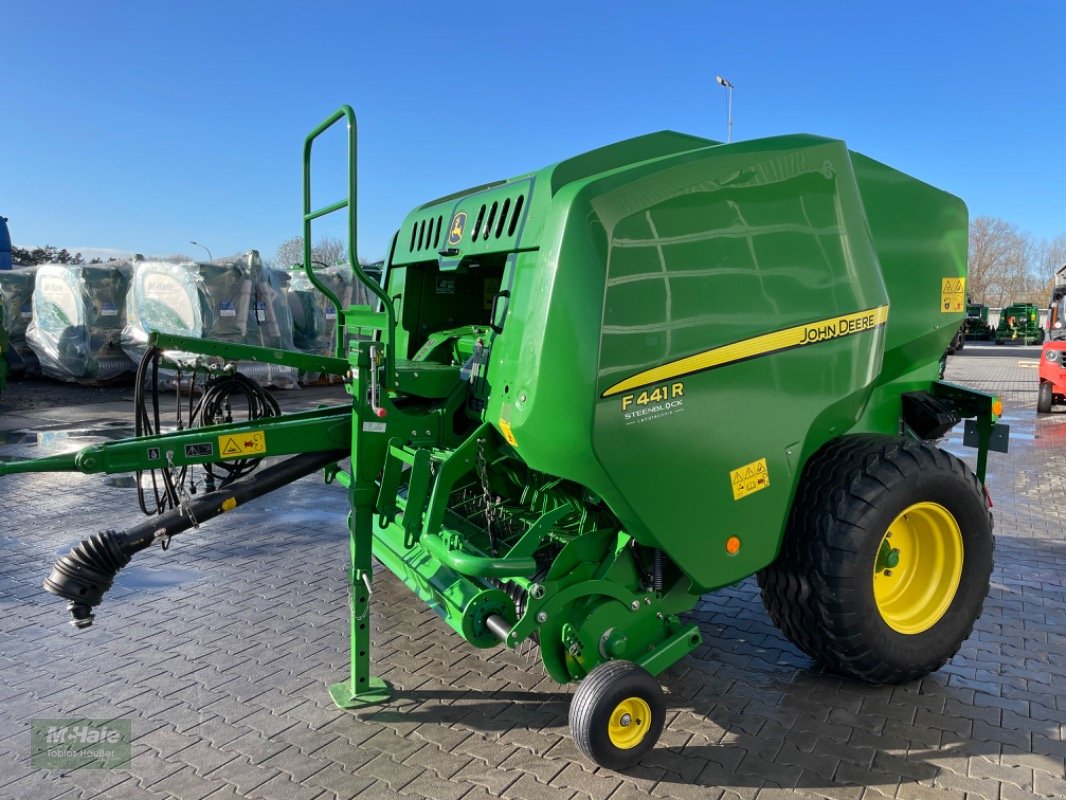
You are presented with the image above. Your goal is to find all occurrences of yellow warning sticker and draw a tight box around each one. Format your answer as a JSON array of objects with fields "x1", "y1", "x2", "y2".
[
  {"x1": 730, "y1": 457, "x2": 770, "y2": 501},
  {"x1": 499, "y1": 419, "x2": 518, "y2": 448},
  {"x1": 218, "y1": 431, "x2": 266, "y2": 458},
  {"x1": 941, "y1": 277, "x2": 966, "y2": 313}
]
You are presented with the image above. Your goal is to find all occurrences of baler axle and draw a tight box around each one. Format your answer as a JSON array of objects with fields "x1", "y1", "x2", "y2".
[{"x1": 484, "y1": 614, "x2": 512, "y2": 643}]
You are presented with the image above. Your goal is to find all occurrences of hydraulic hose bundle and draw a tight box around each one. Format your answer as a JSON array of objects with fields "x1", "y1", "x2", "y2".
[{"x1": 134, "y1": 348, "x2": 280, "y2": 515}]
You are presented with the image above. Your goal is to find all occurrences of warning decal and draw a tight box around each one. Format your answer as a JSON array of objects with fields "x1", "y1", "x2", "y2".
[
  {"x1": 941, "y1": 277, "x2": 966, "y2": 313},
  {"x1": 730, "y1": 457, "x2": 770, "y2": 501},
  {"x1": 499, "y1": 419, "x2": 518, "y2": 448},
  {"x1": 218, "y1": 431, "x2": 266, "y2": 458}
]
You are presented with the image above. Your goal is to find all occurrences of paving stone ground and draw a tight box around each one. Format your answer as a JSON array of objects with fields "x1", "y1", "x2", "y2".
[{"x1": 0, "y1": 343, "x2": 1063, "y2": 800}]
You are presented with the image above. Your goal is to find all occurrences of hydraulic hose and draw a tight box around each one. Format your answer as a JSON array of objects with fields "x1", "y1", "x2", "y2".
[{"x1": 44, "y1": 448, "x2": 346, "y2": 628}]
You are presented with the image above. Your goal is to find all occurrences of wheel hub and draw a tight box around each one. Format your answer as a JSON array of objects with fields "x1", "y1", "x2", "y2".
[
  {"x1": 873, "y1": 502, "x2": 964, "y2": 634},
  {"x1": 608, "y1": 697, "x2": 650, "y2": 749}
]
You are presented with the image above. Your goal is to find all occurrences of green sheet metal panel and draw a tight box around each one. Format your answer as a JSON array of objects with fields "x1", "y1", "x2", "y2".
[
  {"x1": 387, "y1": 129, "x2": 966, "y2": 594},
  {"x1": 474, "y1": 134, "x2": 961, "y2": 592}
]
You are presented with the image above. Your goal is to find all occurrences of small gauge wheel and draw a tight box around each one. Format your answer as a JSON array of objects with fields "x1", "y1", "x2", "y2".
[{"x1": 569, "y1": 660, "x2": 665, "y2": 770}]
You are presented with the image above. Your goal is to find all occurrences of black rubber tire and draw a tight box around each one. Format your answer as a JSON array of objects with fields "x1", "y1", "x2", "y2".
[
  {"x1": 1038, "y1": 381, "x2": 1053, "y2": 413},
  {"x1": 569, "y1": 660, "x2": 665, "y2": 770},
  {"x1": 757, "y1": 435, "x2": 994, "y2": 684}
]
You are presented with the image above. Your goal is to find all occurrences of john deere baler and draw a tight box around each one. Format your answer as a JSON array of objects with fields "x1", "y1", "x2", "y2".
[{"x1": 2, "y1": 107, "x2": 1006, "y2": 769}]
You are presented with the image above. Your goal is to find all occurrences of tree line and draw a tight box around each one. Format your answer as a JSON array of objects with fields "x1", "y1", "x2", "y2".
[
  {"x1": 968, "y1": 217, "x2": 1066, "y2": 307},
  {"x1": 9, "y1": 245, "x2": 115, "y2": 265},
  {"x1": 10, "y1": 237, "x2": 353, "y2": 269}
]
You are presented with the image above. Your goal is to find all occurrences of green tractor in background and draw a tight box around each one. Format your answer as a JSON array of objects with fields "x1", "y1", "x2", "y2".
[
  {"x1": 995, "y1": 302, "x2": 1043, "y2": 345},
  {"x1": 1, "y1": 107, "x2": 1009, "y2": 769},
  {"x1": 965, "y1": 303, "x2": 993, "y2": 341}
]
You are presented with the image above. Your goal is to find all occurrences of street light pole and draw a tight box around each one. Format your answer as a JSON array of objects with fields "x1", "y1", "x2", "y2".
[
  {"x1": 715, "y1": 75, "x2": 734, "y2": 143},
  {"x1": 189, "y1": 240, "x2": 213, "y2": 261}
]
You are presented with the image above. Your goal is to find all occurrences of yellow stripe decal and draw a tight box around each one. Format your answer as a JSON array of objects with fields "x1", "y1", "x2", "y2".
[{"x1": 602, "y1": 305, "x2": 890, "y2": 397}]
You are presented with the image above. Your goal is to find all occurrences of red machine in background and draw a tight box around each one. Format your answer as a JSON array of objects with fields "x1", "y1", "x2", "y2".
[{"x1": 1038, "y1": 268, "x2": 1066, "y2": 413}]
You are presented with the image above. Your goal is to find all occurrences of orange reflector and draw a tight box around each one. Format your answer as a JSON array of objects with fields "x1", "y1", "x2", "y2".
[
  {"x1": 725, "y1": 536, "x2": 741, "y2": 555},
  {"x1": 991, "y1": 399, "x2": 1003, "y2": 417}
]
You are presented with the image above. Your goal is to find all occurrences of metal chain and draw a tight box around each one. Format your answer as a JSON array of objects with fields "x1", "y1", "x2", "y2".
[
  {"x1": 166, "y1": 450, "x2": 199, "y2": 530},
  {"x1": 475, "y1": 438, "x2": 499, "y2": 555}
]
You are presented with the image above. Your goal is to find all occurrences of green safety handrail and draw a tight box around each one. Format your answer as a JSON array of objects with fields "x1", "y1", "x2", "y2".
[{"x1": 302, "y1": 105, "x2": 397, "y2": 374}]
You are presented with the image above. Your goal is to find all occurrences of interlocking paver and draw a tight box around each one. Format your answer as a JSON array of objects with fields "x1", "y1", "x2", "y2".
[
  {"x1": 1033, "y1": 769, "x2": 1066, "y2": 799},
  {"x1": 136, "y1": 722, "x2": 200, "y2": 759},
  {"x1": 401, "y1": 741, "x2": 472, "y2": 780},
  {"x1": 207, "y1": 754, "x2": 282, "y2": 796},
  {"x1": 245, "y1": 772, "x2": 324, "y2": 800},
  {"x1": 549, "y1": 762, "x2": 624, "y2": 800},
  {"x1": 451, "y1": 758, "x2": 522, "y2": 795},
  {"x1": 396, "y1": 771, "x2": 470, "y2": 800},
  {"x1": 2, "y1": 349, "x2": 1066, "y2": 799},
  {"x1": 222, "y1": 729, "x2": 291, "y2": 765},
  {"x1": 503, "y1": 772, "x2": 575, "y2": 800},
  {"x1": 357, "y1": 752, "x2": 424, "y2": 790},
  {"x1": 499, "y1": 745, "x2": 569, "y2": 784},
  {"x1": 147, "y1": 765, "x2": 230, "y2": 800}
]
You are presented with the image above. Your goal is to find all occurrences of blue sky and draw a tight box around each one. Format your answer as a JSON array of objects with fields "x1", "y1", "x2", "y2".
[{"x1": 2, "y1": 1, "x2": 1064, "y2": 263}]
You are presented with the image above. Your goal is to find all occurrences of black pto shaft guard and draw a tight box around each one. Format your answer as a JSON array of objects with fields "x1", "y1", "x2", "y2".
[{"x1": 44, "y1": 449, "x2": 347, "y2": 628}]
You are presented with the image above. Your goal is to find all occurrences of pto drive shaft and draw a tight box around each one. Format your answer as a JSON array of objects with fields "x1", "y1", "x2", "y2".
[{"x1": 44, "y1": 449, "x2": 347, "y2": 628}]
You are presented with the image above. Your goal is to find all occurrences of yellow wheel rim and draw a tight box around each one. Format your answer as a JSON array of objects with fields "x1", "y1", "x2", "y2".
[
  {"x1": 873, "y1": 502, "x2": 964, "y2": 634},
  {"x1": 607, "y1": 696, "x2": 652, "y2": 750}
]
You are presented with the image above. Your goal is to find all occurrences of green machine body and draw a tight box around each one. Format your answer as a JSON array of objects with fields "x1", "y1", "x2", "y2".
[{"x1": 12, "y1": 108, "x2": 1006, "y2": 769}]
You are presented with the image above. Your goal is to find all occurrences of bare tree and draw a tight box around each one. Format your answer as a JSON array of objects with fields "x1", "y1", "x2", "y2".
[
  {"x1": 968, "y1": 217, "x2": 1036, "y2": 306},
  {"x1": 273, "y1": 236, "x2": 348, "y2": 269},
  {"x1": 1035, "y1": 234, "x2": 1066, "y2": 298},
  {"x1": 273, "y1": 236, "x2": 303, "y2": 269},
  {"x1": 315, "y1": 237, "x2": 346, "y2": 266}
]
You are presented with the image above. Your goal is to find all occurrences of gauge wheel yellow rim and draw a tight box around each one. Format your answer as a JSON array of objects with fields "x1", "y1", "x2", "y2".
[
  {"x1": 872, "y1": 502, "x2": 964, "y2": 634},
  {"x1": 607, "y1": 696, "x2": 652, "y2": 750}
]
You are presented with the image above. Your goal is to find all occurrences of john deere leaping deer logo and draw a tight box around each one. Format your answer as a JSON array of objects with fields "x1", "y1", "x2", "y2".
[{"x1": 447, "y1": 212, "x2": 467, "y2": 246}]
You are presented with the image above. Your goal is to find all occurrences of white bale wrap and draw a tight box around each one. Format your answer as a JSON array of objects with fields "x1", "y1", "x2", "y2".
[{"x1": 25, "y1": 263, "x2": 134, "y2": 382}]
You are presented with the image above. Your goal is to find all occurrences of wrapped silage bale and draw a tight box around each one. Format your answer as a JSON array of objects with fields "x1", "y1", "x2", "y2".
[
  {"x1": 25, "y1": 262, "x2": 134, "y2": 383},
  {"x1": 243, "y1": 259, "x2": 298, "y2": 389},
  {"x1": 122, "y1": 255, "x2": 248, "y2": 366},
  {"x1": 0, "y1": 304, "x2": 7, "y2": 392},
  {"x1": 287, "y1": 264, "x2": 354, "y2": 382},
  {"x1": 123, "y1": 251, "x2": 297, "y2": 389},
  {"x1": 0, "y1": 265, "x2": 40, "y2": 375}
]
